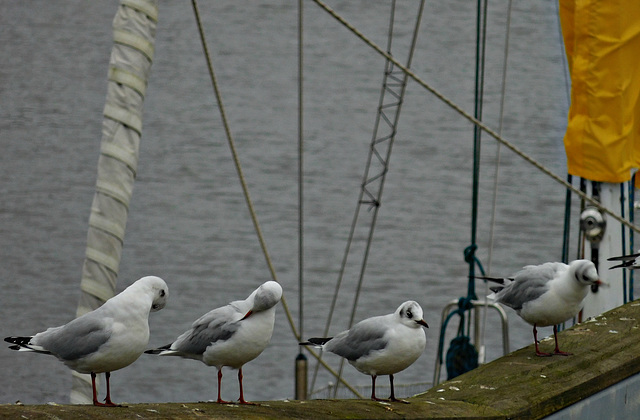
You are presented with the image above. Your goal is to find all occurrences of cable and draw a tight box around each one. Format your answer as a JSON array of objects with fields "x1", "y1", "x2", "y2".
[{"x1": 310, "y1": 0, "x2": 640, "y2": 236}]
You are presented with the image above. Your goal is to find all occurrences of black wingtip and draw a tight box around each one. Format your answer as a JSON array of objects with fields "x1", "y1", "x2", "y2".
[
  {"x1": 607, "y1": 252, "x2": 640, "y2": 262},
  {"x1": 299, "y1": 337, "x2": 332, "y2": 346},
  {"x1": 145, "y1": 343, "x2": 172, "y2": 354},
  {"x1": 608, "y1": 263, "x2": 628, "y2": 270},
  {"x1": 476, "y1": 276, "x2": 509, "y2": 285},
  {"x1": 4, "y1": 336, "x2": 32, "y2": 346},
  {"x1": 489, "y1": 286, "x2": 504, "y2": 294}
]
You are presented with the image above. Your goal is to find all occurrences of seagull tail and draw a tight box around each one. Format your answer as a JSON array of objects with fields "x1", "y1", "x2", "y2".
[
  {"x1": 4, "y1": 336, "x2": 51, "y2": 354},
  {"x1": 299, "y1": 337, "x2": 333, "y2": 347},
  {"x1": 144, "y1": 344, "x2": 176, "y2": 355}
]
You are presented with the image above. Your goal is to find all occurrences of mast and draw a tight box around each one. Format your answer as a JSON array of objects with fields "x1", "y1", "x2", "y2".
[{"x1": 71, "y1": 0, "x2": 158, "y2": 404}]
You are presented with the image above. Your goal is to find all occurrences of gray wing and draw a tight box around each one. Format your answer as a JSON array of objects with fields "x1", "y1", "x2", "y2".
[
  {"x1": 496, "y1": 263, "x2": 562, "y2": 310},
  {"x1": 325, "y1": 317, "x2": 388, "y2": 361},
  {"x1": 33, "y1": 313, "x2": 111, "y2": 361},
  {"x1": 172, "y1": 305, "x2": 241, "y2": 355}
]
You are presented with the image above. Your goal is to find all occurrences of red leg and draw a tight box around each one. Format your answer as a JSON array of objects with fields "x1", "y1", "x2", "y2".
[
  {"x1": 237, "y1": 367, "x2": 257, "y2": 405},
  {"x1": 553, "y1": 325, "x2": 572, "y2": 356},
  {"x1": 216, "y1": 369, "x2": 232, "y2": 404},
  {"x1": 370, "y1": 375, "x2": 377, "y2": 400},
  {"x1": 91, "y1": 372, "x2": 100, "y2": 406},
  {"x1": 91, "y1": 372, "x2": 119, "y2": 407},
  {"x1": 388, "y1": 374, "x2": 409, "y2": 403},
  {"x1": 370, "y1": 375, "x2": 386, "y2": 402},
  {"x1": 533, "y1": 325, "x2": 551, "y2": 357}
]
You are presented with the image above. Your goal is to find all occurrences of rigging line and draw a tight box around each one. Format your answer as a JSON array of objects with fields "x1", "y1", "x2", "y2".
[
  {"x1": 322, "y1": 0, "x2": 399, "y2": 398},
  {"x1": 554, "y1": 0, "x2": 571, "y2": 107},
  {"x1": 330, "y1": 0, "x2": 426, "y2": 399},
  {"x1": 482, "y1": 0, "x2": 513, "y2": 364},
  {"x1": 298, "y1": 0, "x2": 305, "y2": 344},
  {"x1": 627, "y1": 172, "x2": 638, "y2": 301},
  {"x1": 487, "y1": 0, "x2": 513, "y2": 275},
  {"x1": 302, "y1": 345, "x2": 365, "y2": 398},
  {"x1": 468, "y1": 0, "x2": 488, "y2": 300},
  {"x1": 191, "y1": 0, "x2": 299, "y2": 340},
  {"x1": 310, "y1": 0, "x2": 640, "y2": 236},
  {"x1": 193, "y1": 2, "x2": 361, "y2": 397},
  {"x1": 345, "y1": 0, "x2": 425, "y2": 333}
]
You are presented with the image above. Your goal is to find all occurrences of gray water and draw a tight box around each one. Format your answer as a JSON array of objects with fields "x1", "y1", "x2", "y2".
[{"x1": 1, "y1": 0, "x2": 572, "y2": 404}]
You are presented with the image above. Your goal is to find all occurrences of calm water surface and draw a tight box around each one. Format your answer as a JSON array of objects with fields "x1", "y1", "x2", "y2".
[{"x1": 1, "y1": 0, "x2": 573, "y2": 404}]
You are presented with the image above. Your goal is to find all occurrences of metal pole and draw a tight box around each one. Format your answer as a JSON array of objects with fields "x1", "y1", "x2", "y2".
[{"x1": 295, "y1": 0, "x2": 308, "y2": 400}]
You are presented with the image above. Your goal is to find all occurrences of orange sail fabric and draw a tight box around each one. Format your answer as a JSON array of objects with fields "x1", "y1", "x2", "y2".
[{"x1": 560, "y1": 0, "x2": 640, "y2": 183}]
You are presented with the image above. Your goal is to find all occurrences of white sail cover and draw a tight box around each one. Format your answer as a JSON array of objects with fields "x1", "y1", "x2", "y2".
[{"x1": 71, "y1": 0, "x2": 158, "y2": 404}]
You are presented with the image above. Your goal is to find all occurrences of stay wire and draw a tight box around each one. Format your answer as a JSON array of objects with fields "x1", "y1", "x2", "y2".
[
  {"x1": 310, "y1": 0, "x2": 640, "y2": 236},
  {"x1": 191, "y1": 0, "x2": 363, "y2": 398},
  {"x1": 482, "y1": 0, "x2": 513, "y2": 364}
]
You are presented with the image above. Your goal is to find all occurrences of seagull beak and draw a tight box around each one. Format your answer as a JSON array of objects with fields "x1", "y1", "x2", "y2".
[
  {"x1": 417, "y1": 319, "x2": 429, "y2": 328},
  {"x1": 596, "y1": 279, "x2": 609, "y2": 288},
  {"x1": 240, "y1": 310, "x2": 253, "y2": 320}
]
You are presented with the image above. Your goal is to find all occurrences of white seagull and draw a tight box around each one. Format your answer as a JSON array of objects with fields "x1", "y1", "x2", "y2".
[
  {"x1": 145, "y1": 280, "x2": 282, "y2": 404},
  {"x1": 4, "y1": 275, "x2": 169, "y2": 406},
  {"x1": 608, "y1": 252, "x2": 640, "y2": 269},
  {"x1": 485, "y1": 259, "x2": 604, "y2": 356},
  {"x1": 301, "y1": 301, "x2": 428, "y2": 403}
]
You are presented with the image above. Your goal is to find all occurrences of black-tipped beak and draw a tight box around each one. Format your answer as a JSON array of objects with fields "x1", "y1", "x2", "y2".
[
  {"x1": 417, "y1": 319, "x2": 429, "y2": 328},
  {"x1": 240, "y1": 310, "x2": 253, "y2": 320}
]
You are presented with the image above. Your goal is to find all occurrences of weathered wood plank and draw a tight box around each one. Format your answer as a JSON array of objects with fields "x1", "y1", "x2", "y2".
[{"x1": 2, "y1": 301, "x2": 639, "y2": 419}]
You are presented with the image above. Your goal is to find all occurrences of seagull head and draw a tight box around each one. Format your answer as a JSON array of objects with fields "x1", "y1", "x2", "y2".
[
  {"x1": 570, "y1": 259, "x2": 607, "y2": 288},
  {"x1": 396, "y1": 301, "x2": 429, "y2": 328},
  {"x1": 139, "y1": 276, "x2": 169, "y2": 312},
  {"x1": 241, "y1": 281, "x2": 283, "y2": 319}
]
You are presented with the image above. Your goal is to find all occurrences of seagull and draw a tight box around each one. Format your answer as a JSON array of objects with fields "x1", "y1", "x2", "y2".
[
  {"x1": 608, "y1": 252, "x2": 640, "y2": 269},
  {"x1": 484, "y1": 259, "x2": 604, "y2": 356},
  {"x1": 145, "y1": 280, "x2": 282, "y2": 404},
  {"x1": 4, "y1": 275, "x2": 169, "y2": 406},
  {"x1": 300, "y1": 301, "x2": 428, "y2": 403}
]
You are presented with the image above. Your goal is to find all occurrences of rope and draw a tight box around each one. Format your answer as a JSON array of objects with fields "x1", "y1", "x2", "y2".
[
  {"x1": 322, "y1": 0, "x2": 426, "y2": 399},
  {"x1": 191, "y1": 0, "x2": 297, "y2": 338},
  {"x1": 487, "y1": 0, "x2": 512, "y2": 275},
  {"x1": 310, "y1": 0, "x2": 640, "y2": 236},
  {"x1": 467, "y1": 0, "x2": 489, "y2": 302},
  {"x1": 629, "y1": 174, "x2": 636, "y2": 301},
  {"x1": 191, "y1": 0, "x2": 363, "y2": 398},
  {"x1": 621, "y1": 182, "x2": 628, "y2": 304},
  {"x1": 297, "y1": 0, "x2": 305, "y2": 347},
  {"x1": 554, "y1": 0, "x2": 572, "y2": 106}
]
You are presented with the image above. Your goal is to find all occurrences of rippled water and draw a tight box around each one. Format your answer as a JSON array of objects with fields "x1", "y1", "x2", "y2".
[{"x1": 1, "y1": 0, "x2": 573, "y2": 404}]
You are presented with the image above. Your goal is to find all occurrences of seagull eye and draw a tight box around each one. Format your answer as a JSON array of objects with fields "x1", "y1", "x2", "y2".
[
  {"x1": 406, "y1": 310, "x2": 413, "y2": 319},
  {"x1": 160, "y1": 289, "x2": 166, "y2": 297}
]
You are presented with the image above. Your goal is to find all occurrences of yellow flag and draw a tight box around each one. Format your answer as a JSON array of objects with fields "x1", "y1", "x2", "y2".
[{"x1": 560, "y1": 0, "x2": 640, "y2": 183}]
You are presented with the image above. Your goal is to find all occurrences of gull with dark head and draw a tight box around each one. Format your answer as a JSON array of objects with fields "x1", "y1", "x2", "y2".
[
  {"x1": 301, "y1": 301, "x2": 428, "y2": 403},
  {"x1": 485, "y1": 259, "x2": 604, "y2": 356},
  {"x1": 145, "y1": 280, "x2": 282, "y2": 404},
  {"x1": 5, "y1": 275, "x2": 169, "y2": 406}
]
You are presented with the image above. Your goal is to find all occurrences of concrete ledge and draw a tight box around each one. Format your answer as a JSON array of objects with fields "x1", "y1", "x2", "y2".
[{"x1": 3, "y1": 300, "x2": 640, "y2": 419}]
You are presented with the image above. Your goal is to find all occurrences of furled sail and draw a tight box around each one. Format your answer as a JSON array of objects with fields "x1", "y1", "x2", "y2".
[{"x1": 71, "y1": 0, "x2": 158, "y2": 404}]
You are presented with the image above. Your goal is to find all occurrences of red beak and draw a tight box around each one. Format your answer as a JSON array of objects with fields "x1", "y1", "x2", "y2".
[{"x1": 241, "y1": 310, "x2": 253, "y2": 320}]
